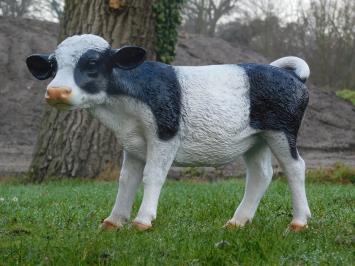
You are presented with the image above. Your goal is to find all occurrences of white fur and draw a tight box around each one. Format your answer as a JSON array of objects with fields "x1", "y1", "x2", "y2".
[
  {"x1": 270, "y1": 56, "x2": 310, "y2": 81},
  {"x1": 55, "y1": 34, "x2": 109, "y2": 68},
  {"x1": 48, "y1": 35, "x2": 311, "y2": 229},
  {"x1": 174, "y1": 65, "x2": 258, "y2": 166}
]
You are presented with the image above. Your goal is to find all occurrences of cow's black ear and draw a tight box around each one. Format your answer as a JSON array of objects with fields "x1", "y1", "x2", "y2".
[
  {"x1": 111, "y1": 46, "x2": 146, "y2": 70},
  {"x1": 26, "y1": 54, "x2": 56, "y2": 80}
]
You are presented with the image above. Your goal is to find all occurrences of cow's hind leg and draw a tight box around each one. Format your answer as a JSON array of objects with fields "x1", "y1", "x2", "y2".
[
  {"x1": 226, "y1": 140, "x2": 273, "y2": 228},
  {"x1": 264, "y1": 132, "x2": 311, "y2": 231}
]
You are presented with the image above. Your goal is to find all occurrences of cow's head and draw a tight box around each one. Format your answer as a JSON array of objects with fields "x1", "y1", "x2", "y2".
[{"x1": 26, "y1": 34, "x2": 146, "y2": 110}]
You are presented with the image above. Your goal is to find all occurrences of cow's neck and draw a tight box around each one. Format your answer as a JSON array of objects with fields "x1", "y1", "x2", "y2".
[{"x1": 88, "y1": 96, "x2": 151, "y2": 146}]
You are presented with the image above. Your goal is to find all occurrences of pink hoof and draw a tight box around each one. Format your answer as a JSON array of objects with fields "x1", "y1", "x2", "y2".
[
  {"x1": 132, "y1": 221, "x2": 152, "y2": 231},
  {"x1": 99, "y1": 220, "x2": 121, "y2": 231},
  {"x1": 223, "y1": 220, "x2": 245, "y2": 230},
  {"x1": 289, "y1": 223, "x2": 308, "y2": 232}
]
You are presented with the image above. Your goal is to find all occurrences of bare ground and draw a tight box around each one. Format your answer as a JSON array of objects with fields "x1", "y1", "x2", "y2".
[{"x1": 0, "y1": 17, "x2": 354, "y2": 176}]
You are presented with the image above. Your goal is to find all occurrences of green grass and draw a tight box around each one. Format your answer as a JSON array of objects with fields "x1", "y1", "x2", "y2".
[
  {"x1": 0, "y1": 179, "x2": 354, "y2": 265},
  {"x1": 336, "y1": 89, "x2": 355, "y2": 105}
]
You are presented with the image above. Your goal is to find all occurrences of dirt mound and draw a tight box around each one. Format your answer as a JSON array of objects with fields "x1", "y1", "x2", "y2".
[{"x1": 0, "y1": 17, "x2": 354, "y2": 175}]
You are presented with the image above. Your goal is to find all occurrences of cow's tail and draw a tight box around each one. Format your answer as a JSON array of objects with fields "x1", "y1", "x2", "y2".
[{"x1": 270, "y1": 56, "x2": 310, "y2": 83}]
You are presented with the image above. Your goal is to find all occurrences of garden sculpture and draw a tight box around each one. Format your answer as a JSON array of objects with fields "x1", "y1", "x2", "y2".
[{"x1": 26, "y1": 34, "x2": 311, "y2": 232}]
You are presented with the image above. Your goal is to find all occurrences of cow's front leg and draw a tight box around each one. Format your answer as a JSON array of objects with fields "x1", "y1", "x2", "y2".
[
  {"x1": 133, "y1": 138, "x2": 179, "y2": 231},
  {"x1": 100, "y1": 151, "x2": 144, "y2": 230}
]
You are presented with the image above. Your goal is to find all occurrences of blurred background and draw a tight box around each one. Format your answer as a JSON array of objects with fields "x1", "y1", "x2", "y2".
[{"x1": 0, "y1": 0, "x2": 354, "y2": 181}]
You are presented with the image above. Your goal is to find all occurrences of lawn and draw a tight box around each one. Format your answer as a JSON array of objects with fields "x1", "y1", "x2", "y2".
[{"x1": 0, "y1": 179, "x2": 354, "y2": 265}]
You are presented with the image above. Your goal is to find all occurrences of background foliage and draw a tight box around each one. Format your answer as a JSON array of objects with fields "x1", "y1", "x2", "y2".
[
  {"x1": 153, "y1": 0, "x2": 185, "y2": 63},
  {"x1": 217, "y1": 0, "x2": 355, "y2": 90}
]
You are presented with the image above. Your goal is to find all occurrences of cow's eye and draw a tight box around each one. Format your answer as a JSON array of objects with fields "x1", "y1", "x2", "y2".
[
  {"x1": 87, "y1": 59, "x2": 97, "y2": 68},
  {"x1": 85, "y1": 59, "x2": 99, "y2": 77}
]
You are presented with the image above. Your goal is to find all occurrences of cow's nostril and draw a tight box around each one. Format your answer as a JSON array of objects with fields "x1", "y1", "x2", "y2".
[{"x1": 63, "y1": 87, "x2": 72, "y2": 95}]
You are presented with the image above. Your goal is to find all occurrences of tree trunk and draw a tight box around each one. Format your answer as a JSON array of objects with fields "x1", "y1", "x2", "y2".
[{"x1": 29, "y1": 0, "x2": 156, "y2": 182}]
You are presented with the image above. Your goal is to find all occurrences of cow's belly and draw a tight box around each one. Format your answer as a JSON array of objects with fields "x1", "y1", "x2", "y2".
[{"x1": 174, "y1": 126, "x2": 258, "y2": 166}]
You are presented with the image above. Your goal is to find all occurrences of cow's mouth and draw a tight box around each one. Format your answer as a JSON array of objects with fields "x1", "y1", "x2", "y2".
[{"x1": 46, "y1": 99, "x2": 73, "y2": 110}]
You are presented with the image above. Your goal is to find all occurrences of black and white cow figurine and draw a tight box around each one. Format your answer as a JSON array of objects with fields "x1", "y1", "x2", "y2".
[{"x1": 26, "y1": 34, "x2": 311, "y2": 232}]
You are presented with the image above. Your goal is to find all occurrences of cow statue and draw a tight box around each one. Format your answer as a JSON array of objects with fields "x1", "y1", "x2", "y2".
[{"x1": 26, "y1": 34, "x2": 311, "y2": 232}]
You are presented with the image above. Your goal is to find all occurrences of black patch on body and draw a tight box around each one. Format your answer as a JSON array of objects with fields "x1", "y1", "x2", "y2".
[
  {"x1": 110, "y1": 61, "x2": 181, "y2": 140},
  {"x1": 239, "y1": 63, "x2": 309, "y2": 159},
  {"x1": 73, "y1": 49, "x2": 181, "y2": 140}
]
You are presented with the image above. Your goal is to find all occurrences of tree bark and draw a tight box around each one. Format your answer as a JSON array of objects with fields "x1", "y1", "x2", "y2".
[{"x1": 29, "y1": 0, "x2": 156, "y2": 182}]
